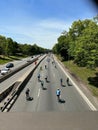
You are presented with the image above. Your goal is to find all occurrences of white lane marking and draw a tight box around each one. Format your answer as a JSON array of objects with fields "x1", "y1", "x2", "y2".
[
  {"x1": 38, "y1": 88, "x2": 40, "y2": 98},
  {"x1": 56, "y1": 60, "x2": 97, "y2": 111}
]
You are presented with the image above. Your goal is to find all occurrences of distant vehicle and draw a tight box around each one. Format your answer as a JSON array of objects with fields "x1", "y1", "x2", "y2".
[
  {"x1": 6, "y1": 63, "x2": 14, "y2": 68},
  {"x1": 0, "y1": 68, "x2": 11, "y2": 75}
]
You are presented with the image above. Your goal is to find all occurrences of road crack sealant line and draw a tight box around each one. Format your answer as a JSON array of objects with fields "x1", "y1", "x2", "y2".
[{"x1": 54, "y1": 57, "x2": 97, "y2": 111}]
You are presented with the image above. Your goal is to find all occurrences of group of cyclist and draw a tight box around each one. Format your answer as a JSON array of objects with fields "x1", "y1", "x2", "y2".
[
  {"x1": 36, "y1": 63, "x2": 62, "y2": 102},
  {"x1": 37, "y1": 65, "x2": 48, "y2": 89},
  {"x1": 25, "y1": 56, "x2": 70, "y2": 102}
]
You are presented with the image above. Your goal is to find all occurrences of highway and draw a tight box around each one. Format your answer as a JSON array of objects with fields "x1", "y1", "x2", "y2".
[
  {"x1": 0, "y1": 56, "x2": 39, "y2": 92},
  {"x1": 0, "y1": 54, "x2": 98, "y2": 130},
  {"x1": 0, "y1": 56, "x2": 35, "y2": 77},
  {"x1": 10, "y1": 54, "x2": 95, "y2": 112}
]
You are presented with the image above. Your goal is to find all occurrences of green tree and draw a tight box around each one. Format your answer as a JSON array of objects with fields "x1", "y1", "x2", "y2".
[
  {"x1": 52, "y1": 16, "x2": 98, "y2": 69},
  {"x1": 5, "y1": 38, "x2": 14, "y2": 56},
  {"x1": 0, "y1": 35, "x2": 7, "y2": 55}
]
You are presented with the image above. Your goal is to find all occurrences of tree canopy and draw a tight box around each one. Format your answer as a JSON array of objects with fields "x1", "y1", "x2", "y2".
[
  {"x1": 52, "y1": 16, "x2": 98, "y2": 69},
  {"x1": 0, "y1": 36, "x2": 49, "y2": 57}
]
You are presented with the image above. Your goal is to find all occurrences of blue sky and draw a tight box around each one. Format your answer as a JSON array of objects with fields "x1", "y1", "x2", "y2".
[{"x1": 0, "y1": 0, "x2": 97, "y2": 49}]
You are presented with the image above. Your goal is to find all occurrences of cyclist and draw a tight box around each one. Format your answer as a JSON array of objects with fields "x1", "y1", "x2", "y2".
[
  {"x1": 56, "y1": 88, "x2": 61, "y2": 102},
  {"x1": 45, "y1": 75, "x2": 48, "y2": 82},
  {"x1": 41, "y1": 80, "x2": 44, "y2": 89},
  {"x1": 25, "y1": 88, "x2": 30, "y2": 100},
  {"x1": 60, "y1": 78, "x2": 63, "y2": 85},
  {"x1": 66, "y1": 77, "x2": 69, "y2": 85},
  {"x1": 38, "y1": 74, "x2": 40, "y2": 81},
  {"x1": 45, "y1": 65, "x2": 47, "y2": 69},
  {"x1": 25, "y1": 88, "x2": 33, "y2": 101},
  {"x1": 35, "y1": 61, "x2": 37, "y2": 65}
]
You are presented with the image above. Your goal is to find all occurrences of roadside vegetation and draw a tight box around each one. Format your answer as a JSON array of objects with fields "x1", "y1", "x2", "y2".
[
  {"x1": 0, "y1": 55, "x2": 27, "y2": 64},
  {"x1": 64, "y1": 60, "x2": 98, "y2": 97},
  {"x1": 53, "y1": 15, "x2": 98, "y2": 97},
  {"x1": 57, "y1": 55, "x2": 98, "y2": 97},
  {"x1": 0, "y1": 35, "x2": 50, "y2": 65}
]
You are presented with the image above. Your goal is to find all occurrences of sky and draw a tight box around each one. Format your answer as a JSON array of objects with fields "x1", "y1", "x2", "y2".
[{"x1": 0, "y1": 0, "x2": 97, "y2": 49}]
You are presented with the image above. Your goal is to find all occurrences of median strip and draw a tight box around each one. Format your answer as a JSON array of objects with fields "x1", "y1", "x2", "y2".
[{"x1": 0, "y1": 55, "x2": 46, "y2": 112}]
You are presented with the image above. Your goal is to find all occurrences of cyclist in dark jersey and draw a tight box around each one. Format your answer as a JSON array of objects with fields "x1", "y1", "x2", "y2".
[{"x1": 25, "y1": 88, "x2": 30, "y2": 100}]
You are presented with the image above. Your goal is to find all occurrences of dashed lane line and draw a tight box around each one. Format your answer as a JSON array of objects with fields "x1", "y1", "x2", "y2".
[{"x1": 38, "y1": 88, "x2": 41, "y2": 98}]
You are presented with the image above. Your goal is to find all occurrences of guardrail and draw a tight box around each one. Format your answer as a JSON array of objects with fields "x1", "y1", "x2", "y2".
[
  {"x1": 0, "y1": 55, "x2": 46, "y2": 112},
  {"x1": 0, "y1": 56, "x2": 39, "y2": 83}
]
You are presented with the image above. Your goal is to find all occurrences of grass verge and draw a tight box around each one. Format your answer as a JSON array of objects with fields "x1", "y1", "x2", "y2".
[
  {"x1": 57, "y1": 55, "x2": 98, "y2": 97},
  {"x1": 0, "y1": 55, "x2": 27, "y2": 65}
]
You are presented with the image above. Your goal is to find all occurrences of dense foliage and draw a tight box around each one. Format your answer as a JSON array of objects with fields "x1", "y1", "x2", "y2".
[
  {"x1": 52, "y1": 16, "x2": 98, "y2": 69},
  {"x1": 0, "y1": 36, "x2": 49, "y2": 57}
]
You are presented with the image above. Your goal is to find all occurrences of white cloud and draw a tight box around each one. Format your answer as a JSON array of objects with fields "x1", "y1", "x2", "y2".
[
  {"x1": 38, "y1": 19, "x2": 70, "y2": 31},
  {"x1": 0, "y1": 18, "x2": 72, "y2": 49}
]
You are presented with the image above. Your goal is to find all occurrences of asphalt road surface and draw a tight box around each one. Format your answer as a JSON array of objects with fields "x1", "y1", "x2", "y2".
[
  {"x1": 0, "y1": 56, "x2": 37, "y2": 77},
  {"x1": 1, "y1": 54, "x2": 98, "y2": 130},
  {"x1": 10, "y1": 55, "x2": 93, "y2": 112}
]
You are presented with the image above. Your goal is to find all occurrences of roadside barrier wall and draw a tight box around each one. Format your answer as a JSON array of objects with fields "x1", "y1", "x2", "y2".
[{"x1": 0, "y1": 55, "x2": 46, "y2": 112}]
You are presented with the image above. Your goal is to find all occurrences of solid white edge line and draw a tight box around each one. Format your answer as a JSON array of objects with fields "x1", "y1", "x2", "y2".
[{"x1": 56, "y1": 60, "x2": 97, "y2": 111}]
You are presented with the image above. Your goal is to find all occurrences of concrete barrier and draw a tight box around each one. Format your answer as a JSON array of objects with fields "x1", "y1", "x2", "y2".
[
  {"x1": 0, "y1": 55, "x2": 46, "y2": 112},
  {"x1": 12, "y1": 55, "x2": 46, "y2": 96},
  {"x1": 0, "y1": 57, "x2": 39, "y2": 83},
  {"x1": 0, "y1": 83, "x2": 15, "y2": 102}
]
